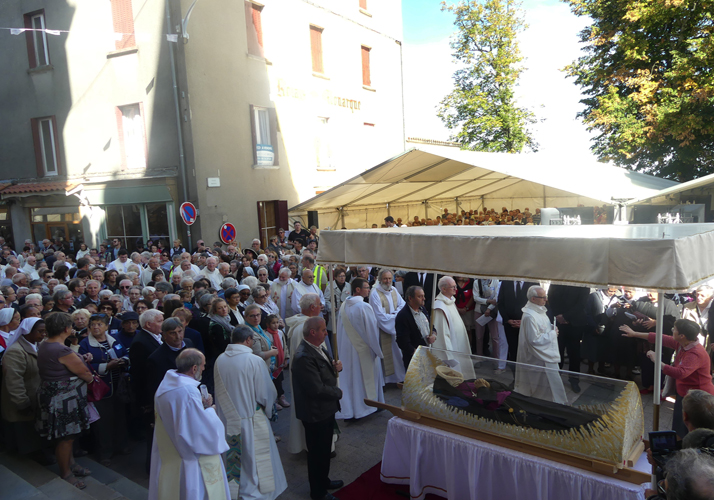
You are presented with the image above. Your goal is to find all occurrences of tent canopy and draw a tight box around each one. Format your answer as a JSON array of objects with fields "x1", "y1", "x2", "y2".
[
  {"x1": 290, "y1": 147, "x2": 678, "y2": 228},
  {"x1": 318, "y1": 224, "x2": 714, "y2": 290},
  {"x1": 626, "y1": 171, "x2": 714, "y2": 206}
]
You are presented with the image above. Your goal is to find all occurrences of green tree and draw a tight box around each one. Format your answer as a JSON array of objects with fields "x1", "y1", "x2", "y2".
[
  {"x1": 438, "y1": 0, "x2": 538, "y2": 153},
  {"x1": 564, "y1": 0, "x2": 714, "y2": 181}
]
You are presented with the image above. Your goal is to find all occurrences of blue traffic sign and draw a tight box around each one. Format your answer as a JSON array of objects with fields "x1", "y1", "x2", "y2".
[{"x1": 180, "y1": 202, "x2": 197, "y2": 226}]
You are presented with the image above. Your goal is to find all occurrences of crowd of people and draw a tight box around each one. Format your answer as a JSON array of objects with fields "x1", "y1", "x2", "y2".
[{"x1": 0, "y1": 219, "x2": 713, "y2": 500}]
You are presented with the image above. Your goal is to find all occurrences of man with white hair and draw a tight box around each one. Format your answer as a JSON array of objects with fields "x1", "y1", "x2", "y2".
[
  {"x1": 432, "y1": 276, "x2": 472, "y2": 357},
  {"x1": 271, "y1": 267, "x2": 296, "y2": 320},
  {"x1": 20, "y1": 255, "x2": 39, "y2": 280},
  {"x1": 199, "y1": 257, "x2": 222, "y2": 290},
  {"x1": 141, "y1": 256, "x2": 163, "y2": 286},
  {"x1": 286, "y1": 293, "x2": 323, "y2": 454},
  {"x1": 291, "y1": 269, "x2": 325, "y2": 318},
  {"x1": 514, "y1": 286, "x2": 567, "y2": 404},
  {"x1": 369, "y1": 269, "x2": 407, "y2": 384}
]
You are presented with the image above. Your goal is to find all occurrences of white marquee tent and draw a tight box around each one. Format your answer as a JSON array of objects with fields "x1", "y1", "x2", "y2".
[
  {"x1": 290, "y1": 147, "x2": 678, "y2": 228},
  {"x1": 319, "y1": 222, "x2": 714, "y2": 430}
]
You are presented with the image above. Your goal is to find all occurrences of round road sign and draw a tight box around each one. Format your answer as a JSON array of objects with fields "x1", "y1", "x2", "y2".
[
  {"x1": 180, "y1": 202, "x2": 197, "y2": 226},
  {"x1": 220, "y1": 223, "x2": 236, "y2": 244}
]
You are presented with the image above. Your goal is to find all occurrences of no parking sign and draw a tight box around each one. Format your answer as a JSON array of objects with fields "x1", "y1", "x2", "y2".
[
  {"x1": 220, "y1": 223, "x2": 236, "y2": 244},
  {"x1": 179, "y1": 202, "x2": 197, "y2": 225}
]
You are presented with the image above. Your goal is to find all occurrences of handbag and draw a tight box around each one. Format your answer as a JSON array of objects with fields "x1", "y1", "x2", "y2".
[{"x1": 87, "y1": 370, "x2": 110, "y2": 402}]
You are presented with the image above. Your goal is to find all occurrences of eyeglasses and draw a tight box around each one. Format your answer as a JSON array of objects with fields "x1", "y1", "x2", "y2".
[
  {"x1": 246, "y1": 313, "x2": 261, "y2": 318},
  {"x1": 535, "y1": 295, "x2": 547, "y2": 300},
  {"x1": 120, "y1": 285, "x2": 130, "y2": 289}
]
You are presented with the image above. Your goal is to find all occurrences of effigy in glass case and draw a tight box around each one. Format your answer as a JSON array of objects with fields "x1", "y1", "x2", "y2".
[{"x1": 394, "y1": 347, "x2": 646, "y2": 481}]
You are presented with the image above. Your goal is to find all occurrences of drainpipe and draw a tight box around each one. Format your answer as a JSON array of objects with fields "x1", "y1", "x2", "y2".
[{"x1": 165, "y1": 0, "x2": 192, "y2": 250}]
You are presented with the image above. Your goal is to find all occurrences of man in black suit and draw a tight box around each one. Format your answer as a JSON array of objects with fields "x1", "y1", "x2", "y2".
[
  {"x1": 146, "y1": 318, "x2": 194, "y2": 402},
  {"x1": 292, "y1": 317, "x2": 344, "y2": 500},
  {"x1": 129, "y1": 309, "x2": 164, "y2": 472},
  {"x1": 548, "y1": 284, "x2": 590, "y2": 393},
  {"x1": 498, "y1": 280, "x2": 538, "y2": 361},
  {"x1": 402, "y1": 272, "x2": 436, "y2": 313},
  {"x1": 396, "y1": 285, "x2": 436, "y2": 370}
]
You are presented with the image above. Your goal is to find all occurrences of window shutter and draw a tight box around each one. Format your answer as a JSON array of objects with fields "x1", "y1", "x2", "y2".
[
  {"x1": 30, "y1": 118, "x2": 44, "y2": 177},
  {"x1": 277, "y1": 201, "x2": 289, "y2": 231},
  {"x1": 51, "y1": 116, "x2": 63, "y2": 176},
  {"x1": 116, "y1": 106, "x2": 128, "y2": 170},
  {"x1": 361, "y1": 46, "x2": 371, "y2": 86},
  {"x1": 310, "y1": 26, "x2": 323, "y2": 73},
  {"x1": 250, "y1": 105, "x2": 258, "y2": 165},
  {"x1": 252, "y1": 5, "x2": 264, "y2": 48},
  {"x1": 23, "y1": 13, "x2": 36, "y2": 68},
  {"x1": 268, "y1": 108, "x2": 279, "y2": 166},
  {"x1": 111, "y1": 0, "x2": 136, "y2": 50}
]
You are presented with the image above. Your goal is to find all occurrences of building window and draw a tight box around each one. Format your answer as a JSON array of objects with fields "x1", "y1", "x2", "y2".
[
  {"x1": 110, "y1": 0, "x2": 136, "y2": 50},
  {"x1": 24, "y1": 11, "x2": 50, "y2": 68},
  {"x1": 31, "y1": 208, "x2": 83, "y2": 250},
  {"x1": 30, "y1": 116, "x2": 61, "y2": 177},
  {"x1": 246, "y1": 2, "x2": 265, "y2": 57},
  {"x1": 250, "y1": 105, "x2": 279, "y2": 167},
  {"x1": 310, "y1": 25, "x2": 324, "y2": 74},
  {"x1": 361, "y1": 46, "x2": 371, "y2": 87},
  {"x1": 106, "y1": 205, "x2": 142, "y2": 250},
  {"x1": 116, "y1": 103, "x2": 147, "y2": 170},
  {"x1": 315, "y1": 117, "x2": 333, "y2": 170},
  {"x1": 146, "y1": 203, "x2": 170, "y2": 243}
]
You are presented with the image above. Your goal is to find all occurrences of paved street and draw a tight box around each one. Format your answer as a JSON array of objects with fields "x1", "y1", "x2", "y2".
[{"x1": 108, "y1": 363, "x2": 672, "y2": 499}]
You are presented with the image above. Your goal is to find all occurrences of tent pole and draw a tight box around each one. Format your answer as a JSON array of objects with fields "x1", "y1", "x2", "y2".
[
  {"x1": 329, "y1": 265, "x2": 338, "y2": 363},
  {"x1": 424, "y1": 200, "x2": 428, "y2": 221},
  {"x1": 428, "y1": 273, "x2": 438, "y2": 338},
  {"x1": 653, "y1": 291, "x2": 664, "y2": 431}
]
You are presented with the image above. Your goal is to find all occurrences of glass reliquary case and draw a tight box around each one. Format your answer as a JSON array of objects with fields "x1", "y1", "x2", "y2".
[{"x1": 399, "y1": 347, "x2": 645, "y2": 472}]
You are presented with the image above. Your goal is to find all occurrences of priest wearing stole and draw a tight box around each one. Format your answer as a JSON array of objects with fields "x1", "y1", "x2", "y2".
[
  {"x1": 514, "y1": 286, "x2": 568, "y2": 405},
  {"x1": 270, "y1": 268, "x2": 296, "y2": 320},
  {"x1": 336, "y1": 278, "x2": 385, "y2": 419},
  {"x1": 149, "y1": 349, "x2": 230, "y2": 500},
  {"x1": 214, "y1": 326, "x2": 287, "y2": 500},
  {"x1": 369, "y1": 269, "x2": 407, "y2": 384}
]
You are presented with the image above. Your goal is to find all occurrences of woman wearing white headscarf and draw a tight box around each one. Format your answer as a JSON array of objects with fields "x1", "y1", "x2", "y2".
[
  {"x1": 0, "y1": 308, "x2": 22, "y2": 360},
  {"x1": 1, "y1": 318, "x2": 47, "y2": 459}
]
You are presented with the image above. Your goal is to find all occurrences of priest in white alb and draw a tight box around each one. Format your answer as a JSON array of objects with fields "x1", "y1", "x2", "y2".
[
  {"x1": 199, "y1": 257, "x2": 224, "y2": 290},
  {"x1": 369, "y1": 269, "x2": 406, "y2": 384},
  {"x1": 514, "y1": 286, "x2": 568, "y2": 405},
  {"x1": 214, "y1": 326, "x2": 287, "y2": 500},
  {"x1": 149, "y1": 349, "x2": 230, "y2": 500},
  {"x1": 270, "y1": 267, "x2": 296, "y2": 320},
  {"x1": 337, "y1": 278, "x2": 384, "y2": 419},
  {"x1": 291, "y1": 269, "x2": 325, "y2": 318},
  {"x1": 432, "y1": 276, "x2": 475, "y2": 378}
]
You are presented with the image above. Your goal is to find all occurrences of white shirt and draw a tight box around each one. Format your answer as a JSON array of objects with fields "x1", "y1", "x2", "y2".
[{"x1": 411, "y1": 306, "x2": 430, "y2": 340}]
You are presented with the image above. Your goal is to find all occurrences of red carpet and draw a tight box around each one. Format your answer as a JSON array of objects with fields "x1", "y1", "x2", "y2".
[{"x1": 334, "y1": 462, "x2": 444, "y2": 500}]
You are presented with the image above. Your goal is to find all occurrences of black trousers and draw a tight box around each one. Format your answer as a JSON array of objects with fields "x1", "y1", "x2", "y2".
[
  {"x1": 557, "y1": 324, "x2": 582, "y2": 377},
  {"x1": 91, "y1": 396, "x2": 127, "y2": 461},
  {"x1": 504, "y1": 324, "x2": 520, "y2": 361},
  {"x1": 303, "y1": 415, "x2": 335, "y2": 499},
  {"x1": 274, "y1": 371, "x2": 285, "y2": 398}
]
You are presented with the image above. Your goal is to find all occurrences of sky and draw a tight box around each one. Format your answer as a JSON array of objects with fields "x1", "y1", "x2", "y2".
[{"x1": 401, "y1": 0, "x2": 597, "y2": 162}]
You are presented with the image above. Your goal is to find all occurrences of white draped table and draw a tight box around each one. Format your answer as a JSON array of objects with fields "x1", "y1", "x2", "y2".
[{"x1": 380, "y1": 417, "x2": 649, "y2": 500}]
